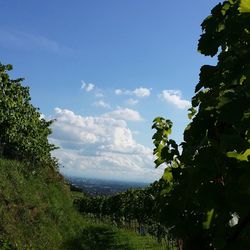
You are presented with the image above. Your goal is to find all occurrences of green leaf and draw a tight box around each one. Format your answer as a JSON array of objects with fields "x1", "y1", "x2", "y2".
[
  {"x1": 163, "y1": 168, "x2": 173, "y2": 183},
  {"x1": 221, "y1": 2, "x2": 231, "y2": 16},
  {"x1": 203, "y1": 209, "x2": 214, "y2": 230},
  {"x1": 227, "y1": 149, "x2": 250, "y2": 161},
  {"x1": 188, "y1": 107, "x2": 197, "y2": 119},
  {"x1": 239, "y1": 0, "x2": 250, "y2": 13}
]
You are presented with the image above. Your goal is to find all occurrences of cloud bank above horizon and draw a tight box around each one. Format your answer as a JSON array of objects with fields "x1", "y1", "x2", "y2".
[
  {"x1": 50, "y1": 107, "x2": 164, "y2": 182},
  {"x1": 47, "y1": 82, "x2": 190, "y2": 182}
]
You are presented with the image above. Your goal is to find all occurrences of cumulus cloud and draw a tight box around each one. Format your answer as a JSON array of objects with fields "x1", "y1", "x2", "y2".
[
  {"x1": 81, "y1": 80, "x2": 95, "y2": 92},
  {"x1": 103, "y1": 108, "x2": 142, "y2": 121},
  {"x1": 50, "y1": 108, "x2": 163, "y2": 181},
  {"x1": 126, "y1": 98, "x2": 138, "y2": 105},
  {"x1": 93, "y1": 100, "x2": 110, "y2": 109},
  {"x1": 159, "y1": 90, "x2": 191, "y2": 109},
  {"x1": 115, "y1": 89, "x2": 124, "y2": 95},
  {"x1": 40, "y1": 113, "x2": 45, "y2": 120},
  {"x1": 115, "y1": 87, "x2": 151, "y2": 98},
  {"x1": 133, "y1": 87, "x2": 151, "y2": 97}
]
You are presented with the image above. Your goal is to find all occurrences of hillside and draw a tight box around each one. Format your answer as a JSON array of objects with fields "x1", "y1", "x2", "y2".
[
  {"x1": 0, "y1": 158, "x2": 83, "y2": 249},
  {"x1": 0, "y1": 158, "x2": 169, "y2": 249}
]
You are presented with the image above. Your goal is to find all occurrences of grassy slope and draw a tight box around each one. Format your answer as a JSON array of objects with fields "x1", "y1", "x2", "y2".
[
  {"x1": 0, "y1": 158, "x2": 83, "y2": 249},
  {"x1": 0, "y1": 158, "x2": 169, "y2": 249},
  {"x1": 65, "y1": 223, "x2": 169, "y2": 250}
]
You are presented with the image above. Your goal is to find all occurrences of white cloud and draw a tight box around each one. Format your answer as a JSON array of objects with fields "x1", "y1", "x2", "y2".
[
  {"x1": 115, "y1": 87, "x2": 151, "y2": 98},
  {"x1": 40, "y1": 113, "x2": 45, "y2": 120},
  {"x1": 81, "y1": 80, "x2": 95, "y2": 92},
  {"x1": 115, "y1": 89, "x2": 124, "y2": 95},
  {"x1": 133, "y1": 87, "x2": 151, "y2": 97},
  {"x1": 126, "y1": 98, "x2": 138, "y2": 105},
  {"x1": 159, "y1": 90, "x2": 191, "y2": 109},
  {"x1": 93, "y1": 100, "x2": 110, "y2": 109},
  {"x1": 103, "y1": 108, "x2": 142, "y2": 121},
  {"x1": 50, "y1": 108, "x2": 163, "y2": 182}
]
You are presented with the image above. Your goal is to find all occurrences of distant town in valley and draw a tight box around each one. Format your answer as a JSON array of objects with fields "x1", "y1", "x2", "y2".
[{"x1": 66, "y1": 176, "x2": 149, "y2": 196}]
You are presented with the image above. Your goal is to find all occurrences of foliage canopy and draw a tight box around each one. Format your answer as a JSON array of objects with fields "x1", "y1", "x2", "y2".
[
  {"x1": 0, "y1": 64, "x2": 57, "y2": 166},
  {"x1": 152, "y1": 0, "x2": 250, "y2": 249}
]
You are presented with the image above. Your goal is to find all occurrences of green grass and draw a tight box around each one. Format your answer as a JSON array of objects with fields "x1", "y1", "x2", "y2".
[
  {"x1": 0, "y1": 158, "x2": 83, "y2": 249},
  {"x1": 64, "y1": 223, "x2": 169, "y2": 250},
  {"x1": 0, "y1": 158, "x2": 171, "y2": 249},
  {"x1": 71, "y1": 190, "x2": 86, "y2": 199}
]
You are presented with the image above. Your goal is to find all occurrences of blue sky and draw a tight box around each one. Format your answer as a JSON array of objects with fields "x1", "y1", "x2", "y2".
[{"x1": 1, "y1": 0, "x2": 219, "y2": 182}]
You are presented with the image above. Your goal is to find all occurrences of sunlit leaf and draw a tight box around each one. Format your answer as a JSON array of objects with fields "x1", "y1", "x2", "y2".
[
  {"x1": 163, "y1": 168, "x2": 173, "y2": 183},
  {"x1": 203, "y1": 209, "x2": 214, "y2": 230},
  {"x1": 227, "y1": 149, "x2": 250, "y2": 161},
  {"x1": 239, "y1": 0, "x2": 250, "y2": 12}
]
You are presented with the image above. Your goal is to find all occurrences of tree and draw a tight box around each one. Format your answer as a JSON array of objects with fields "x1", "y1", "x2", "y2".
[
  {"x1": 0, "y1": 63, "x2": 57, "y2": 166},
  {"x1": 152, "y1": 0, "x2": 250, "y2": 249}
]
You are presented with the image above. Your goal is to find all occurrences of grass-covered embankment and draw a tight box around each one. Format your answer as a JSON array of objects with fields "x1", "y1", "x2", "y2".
[
  {"x1": 0, "y1": 158, "x2": 83, "y2": 249},
  {"x1": 0, "y1": 158, "x2": 171, "y2": 249}
]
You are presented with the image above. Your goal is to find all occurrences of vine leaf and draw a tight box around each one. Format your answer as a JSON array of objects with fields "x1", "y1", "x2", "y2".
[
  {"x1": 239, "y1": 0, "x2": 250, "y2": 12},
  {"x1": 203, "y1": 209, "x2": 215, "y2": 230}
]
